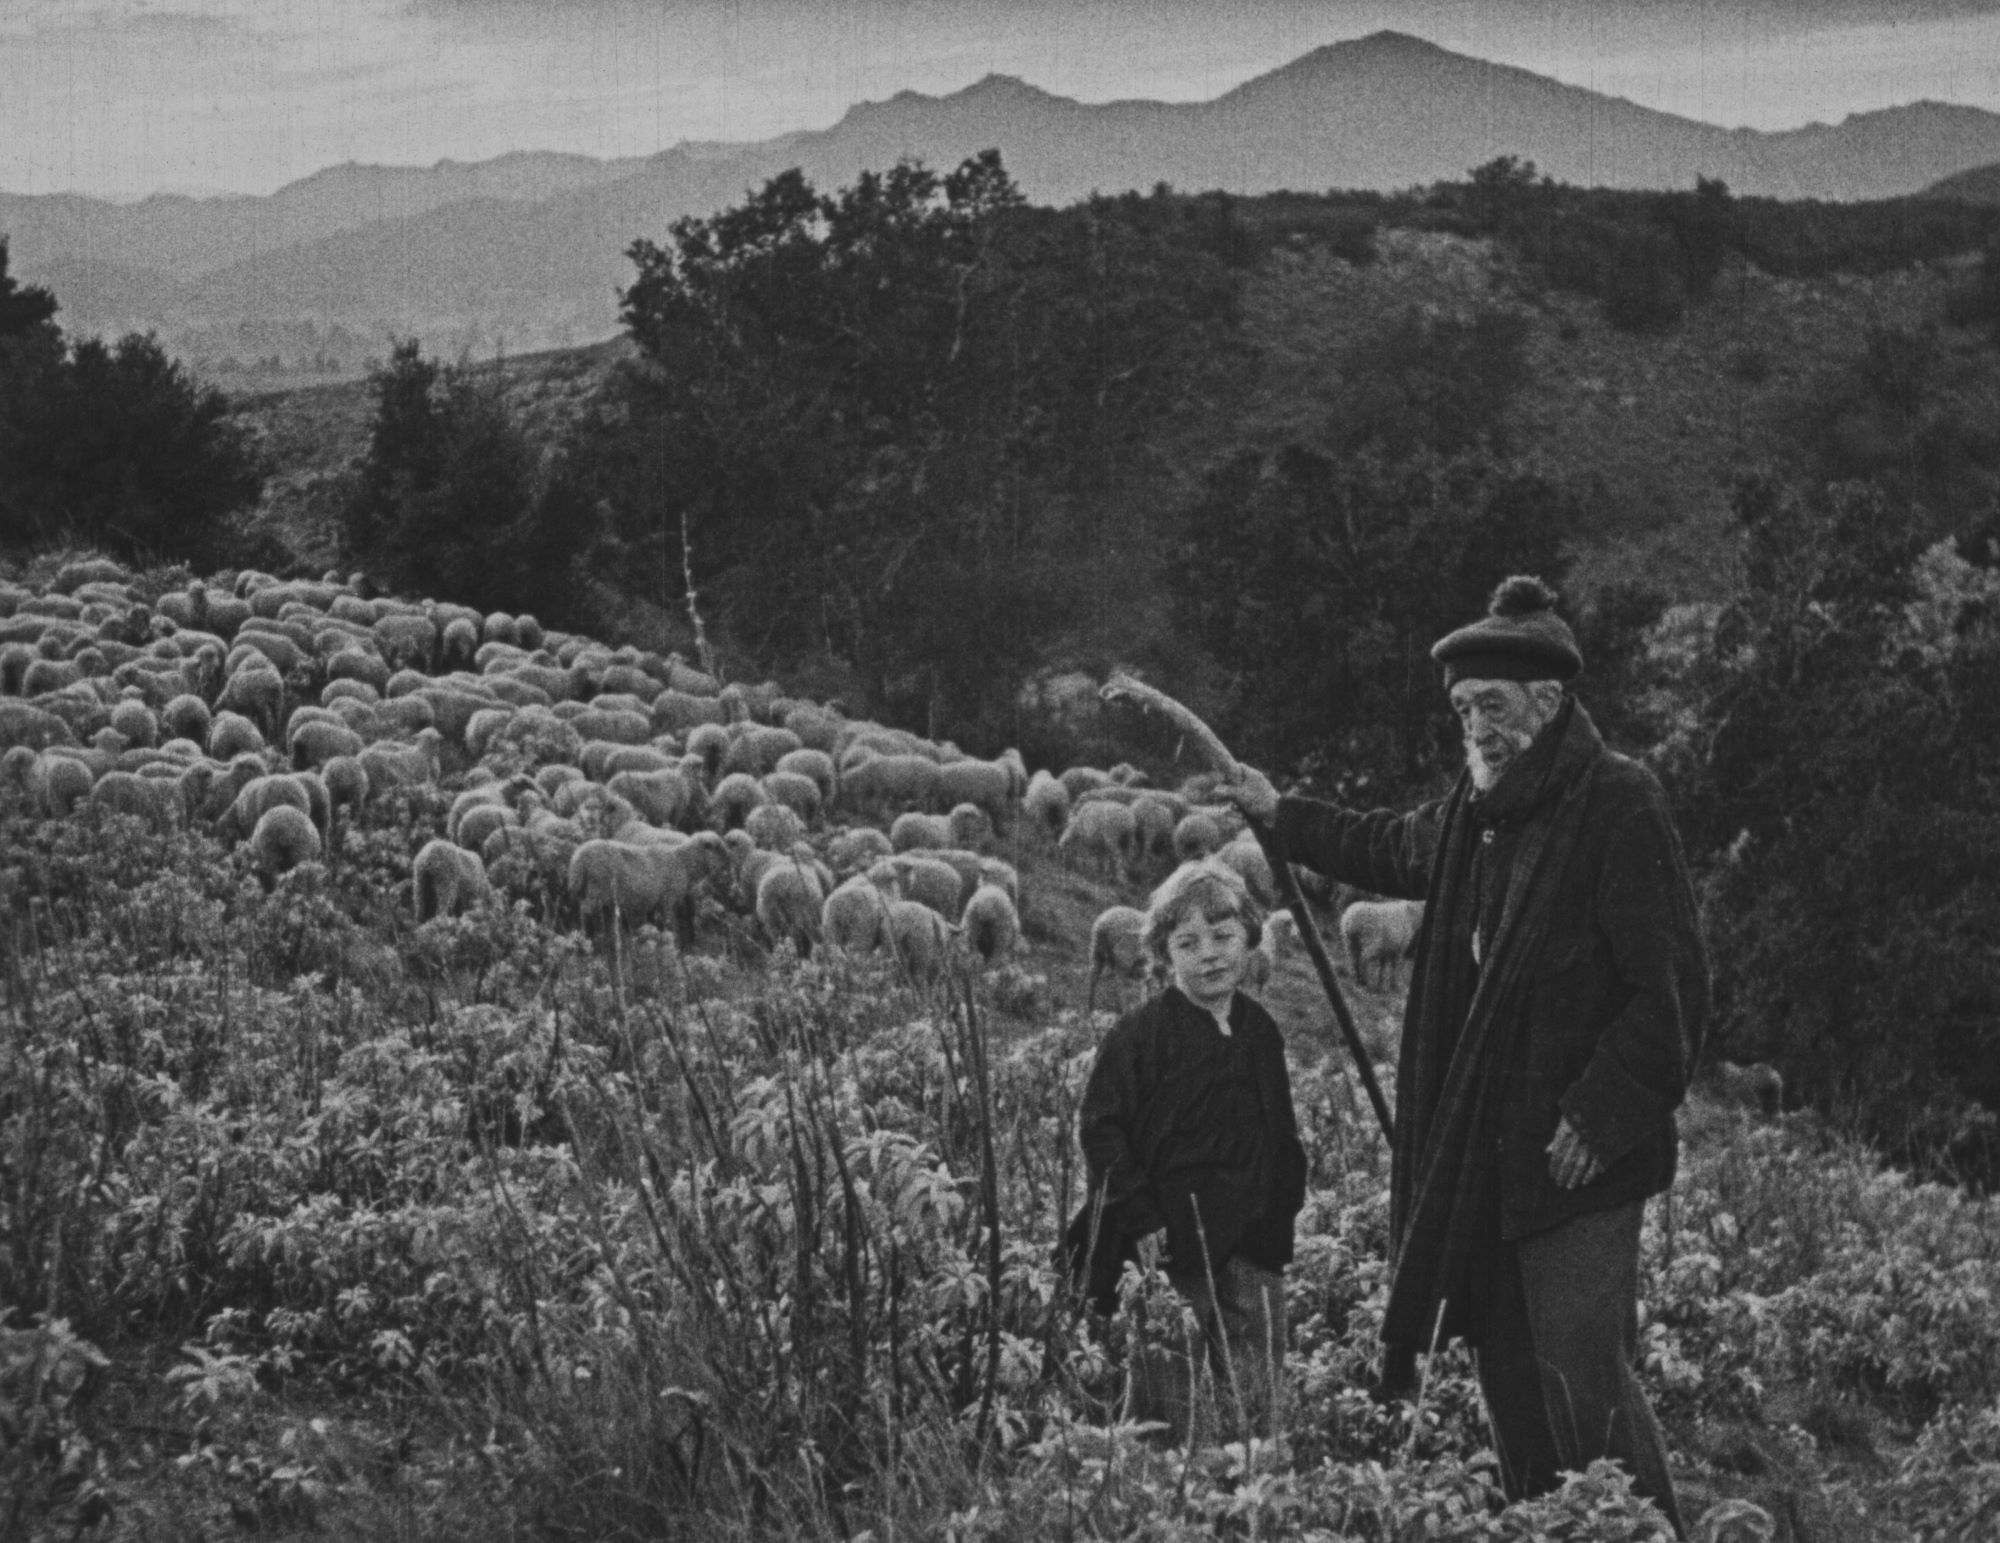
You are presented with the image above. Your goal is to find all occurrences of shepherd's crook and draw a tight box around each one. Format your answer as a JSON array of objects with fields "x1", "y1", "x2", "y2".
[{"x1": 1099, "y1": 672, "x2": 1395, "y2": 1147}]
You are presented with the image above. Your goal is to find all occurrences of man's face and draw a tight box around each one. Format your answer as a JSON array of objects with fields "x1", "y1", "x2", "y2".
[{"x1": 1450, "y1": 678, "x2": 1559, "y2": 791}]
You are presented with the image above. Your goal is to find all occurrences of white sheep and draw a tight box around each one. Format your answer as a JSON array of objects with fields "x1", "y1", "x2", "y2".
[
  {"x1": 291, "y1": 719, "x2": 365, "y2": 770},
  {"x1": 1244, "y1": 912, "x2": 1300, "y2": 994},
  {"x1": 708, "y1": 771, "x2": 768, "y2": 831},
  {"x1": 1340, "y1": 899, "x2": 1425, "y2": 991},
  {"x1": 86, "y1": 769, "x2": 190, "y2": 829},
  {"x1": 755, "y1": 860, "x2": 826, "y2": 958},
  {"x1": 249, "y1": 804, "x2": 321, "y2": 883},
  {"x1": 608, "y1": 767, "x2": 701, "y2": 831},
  {"x1": 206, "y1": 710, "x2": 265, "y2": 761},
  {"x1": 322, "y1": 755, "x2": 370, "y2": 826},
  {"x1": 1130, "y1": 793, "x2": 1179, "y2": 864},
  {"x1": 821, "y1": 875, "x2": 894, "y2": 955},
  {"x1": 883, "y1": 899, "x2": 953, "y2": 988},
  {"x1": 936, "y1": 756, "x2": 1016, "y2": 832},
  {"x1": 1712, "y1": 1060, "x2": 1784, "y2": 1117},
  {"x1": 759, "y1": 769, "x2": 823, "y2": 827},
  {"x1": 827, "y1": 826, "x2": 894, "y2": 876},
  {"x1": 29, "y1": 750, "x2": 96, "y2": 818},
  {"x1": 567, "y1": 831, "x2": 731, "y2": 946},
  {"x1": 840, "y1": 751, "x2": 942, "y2": 812},
  {"x1": 413, "y1": 838, "x2": 492, "y2": 922},
  {"x1": 1089, "y1": 905, "x2": 1149, "y2": 1012},
  {"x1": 359, "y1": 728, "x2": 443, "y2": 803},
  {"x1": 1059, "y1": 766, "x2": 1114, "y2": 801},
  {"x1": 1022, "y1": 769, "x2": 1070, "y2": 840},
  {"x1": 1059, "y1": 800, "x2": 1138, "y2": 879},
  {"x1": 867, "y1": 854, "x2": 962, "y2": 919},
  {"x1": 1213, "y1": 831, "x2": 1279, "y2": 908},
  {"x1": 891, "y1": 811, "x2": 952, "y2": 853},
  {"x1": 109, "y1": 698, "x2": 157, "y2": 750},
  {"x1": 960, "y1": 883, "x2": 1020, "y2": 966},
  {"x1": 744, "y1": 801, "x2": 808, "y2": 852},
  {"x1": 773, "y1": 747, "x2": 836, "y2": 805},
  {"x1": 1173, "y1": 809, "x2": 1228, "y2": 861},
  {"x1": 719, "y1": 724, "x2": 803, "y2": 780}
]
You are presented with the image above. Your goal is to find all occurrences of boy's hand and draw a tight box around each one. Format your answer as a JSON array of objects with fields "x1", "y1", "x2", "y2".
[{"x1": 1219, "y1": 766, "x2": 1280, "y2": 824}]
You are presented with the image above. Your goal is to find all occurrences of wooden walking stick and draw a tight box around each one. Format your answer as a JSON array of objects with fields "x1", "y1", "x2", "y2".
[{"x1": 1099, "y1": 672, "x2": 1396, "y2": 1147}]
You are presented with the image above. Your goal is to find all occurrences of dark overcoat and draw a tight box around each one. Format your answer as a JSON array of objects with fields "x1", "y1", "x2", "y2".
[{"x1": 1271, "y1": 700, "x2": 1709, "y2": 1349}]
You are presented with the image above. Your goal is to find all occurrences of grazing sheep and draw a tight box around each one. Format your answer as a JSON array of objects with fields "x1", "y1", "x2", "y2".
[
  {"x1": 827, "y1": 826, "x2": 894, "y2": 875},
  {"x1": 781, "y1": 702, "x2": 843, "y2": 752},
  {"x1": 1340, "y1": 899, "x2": 1425, "y2": 991},
  {"x1": 608, "y1": 767, "x2": 701, "y2": 831},
  {"x1": 840, "y1": 752, "x2": 942, "y2": 812},
  {"x1": 755, "y1": 860, "x2": 826, "y2": 957},
  {"x1": 1244, "y1": 912, "x2": 1299, "y2": 994},
  {"x1": 744, "y1": 802, "x2": 807, "y2": 852},
  {"x1": 290, "y1": 719, "x2": 365, "y2": 770},
  {"x1": 720, "y1": 724, "x2": 803, "y2": 780},
  {"x1": 821, "y1": 875, "x2": 894, "y2": 955},
  {"x1": 322, "y1": 755, "x2": 370, "y2": 825},
  {"x1": 1213, "y1": 832, "x2": 1278, "y2": 908},
  {"x1": 960, "y1": 883, "x2": 1020, "y2": 966},
  {"x1": 664, "y1": 655, "x2": 719, "y2": 697},
  {"x1": 1130, "y1": 793, "x2": 1179, "y2": 864},
  {"x1": 937, "y1": 757, "x2": 1016, "y2": 832},
  {"x1": 455, "y1": 802, "x2": 519, "y2": 853},
  {"x1": 359, "y1": 729, "x2": 444, "y2": 802},
  {"x1": 413, "y1": 839, "x2": 492, "y2": 922},
  {"x1": 759, "y1": 769, "x2": 823, "y2": 826},
  {"x1": 1173, "y1": 809, "x2": 1228, "y2": 861},
  {"x1": 1089, "y1": 905, "x2": 1150, "y2": 1012},
  {"x1": 1022, "y1": 770, "x2": 1070, "y2": 840},
  {"x1": 249, "y1": 804, "x2": 321, "y2": 882},
  {"x1": 867, "y1": 854, "x2": 962, "y2": 919},
  {"x1": 109, "y1": 699, "x2": 157, "y2": 750},
  {"x1": 946, "y1": 802, "x2": 993, "y2": 849},
  {"x1": 883, "y1": 899, "x2": 953, "y2": 987},
  {"x1": 372, "y1": 614, "x2": 437, "y2": 672},
  {"x1": 1059, "y1": 801, "x2": 1138, "y2": 879},
  {"x1": 774, "y1": 747, "x2": 836, "y2": 805},
  {"x1": 161, "y1": 693, "x2": 212, "y2": 746},
  {"x1": 0, "y1": 701, "x2": 78, "y2": 752},
  {"x1": 1059, "y1": 766, "x2": 1114, "y2": 801},
  {"x1": 374, "y1": 693, "x2": 437, "y2": 738},
  {"x1": 87, "y1": 769, "x2": 188, "y2": 829},
  {"x1": 29, "y1": 750, "x2": 96, "y2": 818},
  {"x1": 206, "y1": 711, "x2": 265, "y2": 761},
  {"x1": 653, "y1": 689, "x2": 730, "y2": 735},
  {"x1": 1713, "y1": 1060, "x2": 1785, "y2": 1117},
  {"x1": 891, "y1": 811, "x2": 953, "y2": 853},
  {"x1": 1107, "y1": 762, "x2": 1149, "y2": 788},
  {"x1": 583, "y1": 742, "x2": 674, "y2": 782},
  {"x1": 685, "y1": 722, "x2": 731, "y2": 784},
  {"x1": 567, "y1": 831, "x2": 732, "y2": 946},
  {"x1": 214, "y1": 660, "x2": 284, "y2": 740},
  {"x1": 708, "y1": 771, "x2": 768, "y2": 831}
]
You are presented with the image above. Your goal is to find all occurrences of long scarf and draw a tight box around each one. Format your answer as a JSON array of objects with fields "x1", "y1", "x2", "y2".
[{"x1": 1382, "y1": 701, "x2": 1602, "y2": 1350}]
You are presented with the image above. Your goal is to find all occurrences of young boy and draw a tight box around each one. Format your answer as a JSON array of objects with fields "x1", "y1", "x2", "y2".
[{"x1": 1075, "y1": 858, "x2": 1308, "y2": 1439}]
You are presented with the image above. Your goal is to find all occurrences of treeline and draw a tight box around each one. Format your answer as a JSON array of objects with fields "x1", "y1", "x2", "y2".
[{"x1": 0, "y1": 243, "x2": 262, "y2": 566}]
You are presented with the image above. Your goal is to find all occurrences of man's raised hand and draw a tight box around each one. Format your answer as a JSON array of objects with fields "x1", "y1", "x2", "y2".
[{"x1": 1219, "y1": 765, "x2": 1280, "y2": 824}]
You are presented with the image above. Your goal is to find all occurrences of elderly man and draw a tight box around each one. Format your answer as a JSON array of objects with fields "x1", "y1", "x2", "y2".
[{"x1": 1226, "y1": 575, "x2": 1707, "y2": 1535}]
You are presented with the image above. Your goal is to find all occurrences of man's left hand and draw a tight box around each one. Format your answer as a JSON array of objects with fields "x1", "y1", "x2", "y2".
[{"x1": 1546, "y1": 1117, "x2": 1605, "y2": 1189}]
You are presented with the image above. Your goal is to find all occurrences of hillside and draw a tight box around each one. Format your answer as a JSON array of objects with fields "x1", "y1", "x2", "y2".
[
  {"x1": 232, "y1": 219, "x2": 1984, "y2": 615},
  {"x1": 4, "y1": 554, "x2": 1995, "y2": 1541},
  {"x1": 11, "y1": 31, "x2": 2000, "y2": 368},
  {"x1": 1930, "y1": 160, "x2": 2000, "y2": 203}
]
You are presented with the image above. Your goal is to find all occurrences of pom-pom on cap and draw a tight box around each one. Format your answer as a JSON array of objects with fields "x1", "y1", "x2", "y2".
[{"x1": 1431, "y1": 574, "x2": 1583, "y2": 686}]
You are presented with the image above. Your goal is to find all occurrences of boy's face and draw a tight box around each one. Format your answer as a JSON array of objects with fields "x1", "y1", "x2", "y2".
[{"x1": 1166, "y1": 907, "x2": 1251, "y2": 1016}]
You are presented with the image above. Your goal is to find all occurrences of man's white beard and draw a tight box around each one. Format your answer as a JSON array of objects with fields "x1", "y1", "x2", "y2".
[{"x1": 1465, "y1": 726, "x2": 1540, "y2": 792}]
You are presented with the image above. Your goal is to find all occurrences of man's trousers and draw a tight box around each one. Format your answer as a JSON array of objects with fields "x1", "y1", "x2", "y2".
[{"x1": 1474, "y1": 1200, "x2": 1684, "y2": 1538}]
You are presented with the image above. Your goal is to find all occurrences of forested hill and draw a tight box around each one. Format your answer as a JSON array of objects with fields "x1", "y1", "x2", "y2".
[{"x1": 225, "y1": 169, "x2": 2000, "y2": 766}]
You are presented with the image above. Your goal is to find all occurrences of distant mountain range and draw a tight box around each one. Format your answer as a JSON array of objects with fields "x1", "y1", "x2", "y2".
[{"x1": 7, "y1": 31, "x2": 2000, "y2": 373}]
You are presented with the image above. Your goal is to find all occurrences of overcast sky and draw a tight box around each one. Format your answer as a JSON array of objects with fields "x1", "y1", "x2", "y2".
[{"x1": 7, "y1": 0, "x2": 2000, "y2": 199}]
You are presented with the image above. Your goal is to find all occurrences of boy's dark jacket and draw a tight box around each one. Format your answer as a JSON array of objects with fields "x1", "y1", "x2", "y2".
[
  {"x1": 1271, "y1": 699, "x2": 1708, "y2": 1351},
  {"x1": 1067, "y1": 988, "x2": 1307, "y2": 1313}
]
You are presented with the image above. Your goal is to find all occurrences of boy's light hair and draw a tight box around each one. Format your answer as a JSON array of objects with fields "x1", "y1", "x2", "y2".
[{"x1": 1143, "y1": 858, "x2": 1264, "y2": 965}]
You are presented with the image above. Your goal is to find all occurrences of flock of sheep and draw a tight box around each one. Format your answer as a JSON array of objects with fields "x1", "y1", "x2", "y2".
[{"x1": 0, "y1": 557, "x2": 1436, "y2": 1012}]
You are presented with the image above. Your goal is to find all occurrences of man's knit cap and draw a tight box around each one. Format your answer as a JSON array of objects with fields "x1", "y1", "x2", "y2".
[{"x1": 1431, "y1": 576, "x2": 1583, "y2": 687}]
